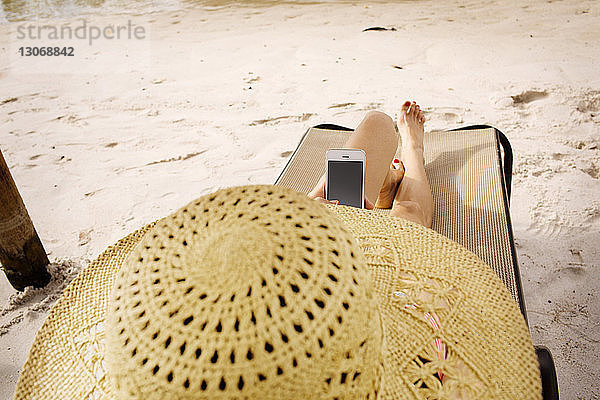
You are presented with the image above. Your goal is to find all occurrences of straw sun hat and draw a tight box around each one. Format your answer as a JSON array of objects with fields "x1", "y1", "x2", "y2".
[{"x1": 15, "y1": 185, "x2": 541, "y2": 399}]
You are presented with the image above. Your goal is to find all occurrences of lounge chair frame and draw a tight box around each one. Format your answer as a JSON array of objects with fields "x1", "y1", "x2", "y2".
[{"x1": 275, "y1": 123, "x2": 559, "y2": 400}]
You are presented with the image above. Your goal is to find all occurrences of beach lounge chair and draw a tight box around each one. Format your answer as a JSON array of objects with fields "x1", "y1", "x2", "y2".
[{"x1": 275, "y1": 124, "x2": 559, "y2": 400}]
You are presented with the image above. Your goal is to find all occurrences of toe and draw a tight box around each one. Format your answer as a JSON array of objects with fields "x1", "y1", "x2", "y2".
[
  {"x1": 408, "y1": 102, "x2": 417, "y2": 120},
  {"x1": 390, "y1": 164, "x2": 405, "y2": 192},
  {"x1": 393, "y1": 159, "x2": 405, "y2": 176},
  {"x1": 390, "y1": 160, "x2": 405, "y2": 183},
  {"x1": 401, "y1": 101, "x2": 411, "y2": 120}
]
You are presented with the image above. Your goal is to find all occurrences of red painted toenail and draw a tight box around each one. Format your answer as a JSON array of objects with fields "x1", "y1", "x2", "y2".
[{"x1": 394, "y1": 158, "x2": 400, "y2": 163}]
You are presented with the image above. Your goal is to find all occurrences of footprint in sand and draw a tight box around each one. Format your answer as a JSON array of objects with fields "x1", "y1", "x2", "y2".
[
  {"x1": 529, "y1": 209, "x2": 568, "y2": 237},
  {"x1": 424, "y1": 107, "x2": 464, "y2": 123},
  {"x1": 574, "y1": 90, "x2": 600, "y2": 113},
  {"x1": 249, "y1": 113, "x2": 314, "y2": 126},
  {"x1": 584, "y1": 204, "x2": 600, "y2": 222},
  {"x1": 578, "y1": 161, "x2": 599, "y2": 179},
  {"x1": 358, "y1": 102, "x2": 383, "y2": 112},
  {"x1": 490, "y1": 90, "x2": 548, "y2": 109},
  {"x1": 511, "y1": 90, "x2": 548, "y2": 105},
  {"x1": 564, "y1": 139, "x2": 599, "y2": 151}
]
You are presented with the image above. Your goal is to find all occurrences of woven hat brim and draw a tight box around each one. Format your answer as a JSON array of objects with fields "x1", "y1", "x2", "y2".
[
  {"x1": 329, "y1": 206, "x2": 541, "y2": 399},
  {"x1": 15, "y1": 206, "x2": 541, "y2": 399},
  {"x1": 14, "y1": 222, "x2": 155, "y2": 400}
]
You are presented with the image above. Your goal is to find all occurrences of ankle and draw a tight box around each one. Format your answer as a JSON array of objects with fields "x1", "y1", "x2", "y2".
[{"x1": 401, "y1": 140, "x2": 424, "y2": 153}]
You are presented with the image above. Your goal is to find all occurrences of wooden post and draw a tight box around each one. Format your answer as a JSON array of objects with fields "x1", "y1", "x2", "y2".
[{"x1": 0, "y1": 148, "x2": 50, "y2": 291}]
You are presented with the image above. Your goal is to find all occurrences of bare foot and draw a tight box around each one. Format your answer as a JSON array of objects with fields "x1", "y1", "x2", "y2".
[
  {"x1": 389, "y1": 101, "x2": 433, "y2": 227},
  {"x1": 398, "y1": 100, "x2": 426, "y2": 150},
  {"x1": 375, "y1": 159, "x2": 405, "y2": 209}
]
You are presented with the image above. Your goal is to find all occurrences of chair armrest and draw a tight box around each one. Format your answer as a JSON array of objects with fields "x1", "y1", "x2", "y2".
[{"x1": 535, "y1": 346, "x2": 559, "y2": 399}]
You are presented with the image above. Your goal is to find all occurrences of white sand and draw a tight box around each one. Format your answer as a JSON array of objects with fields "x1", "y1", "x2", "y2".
[{"x1": 1, "y1": 0, "x2": 599, "y2": 398}]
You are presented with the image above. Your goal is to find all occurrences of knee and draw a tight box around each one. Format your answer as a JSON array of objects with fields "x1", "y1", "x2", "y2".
[
  {"x1": 363, "y1": 111, "x2": 395, "y2": 130},
  {"x1": 360, "y1": 111, "x2": 397, "y2": 142}
]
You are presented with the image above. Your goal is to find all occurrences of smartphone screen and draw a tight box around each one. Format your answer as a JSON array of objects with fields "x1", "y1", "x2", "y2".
[{"x1": 326, "y1": 160, "x2": 364, "y2": 208}]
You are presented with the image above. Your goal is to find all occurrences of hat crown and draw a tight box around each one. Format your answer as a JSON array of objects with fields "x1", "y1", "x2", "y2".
[{"x1": 106, "y1": 185, "x2": 383, "y2": 399}]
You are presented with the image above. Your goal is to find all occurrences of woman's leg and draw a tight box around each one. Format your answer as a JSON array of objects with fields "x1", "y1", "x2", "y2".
[
  {"x1": 308, "y1": 110, "x2": 401, "y2": 206},
  {"x1": 391, "y1": 101, "x2": 434, "y2": 228}
]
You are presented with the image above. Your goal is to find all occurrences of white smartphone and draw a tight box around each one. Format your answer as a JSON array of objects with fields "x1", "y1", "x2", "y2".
[{"x1": 325, "y1": 148, "x2": 366, "y2": 209}]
